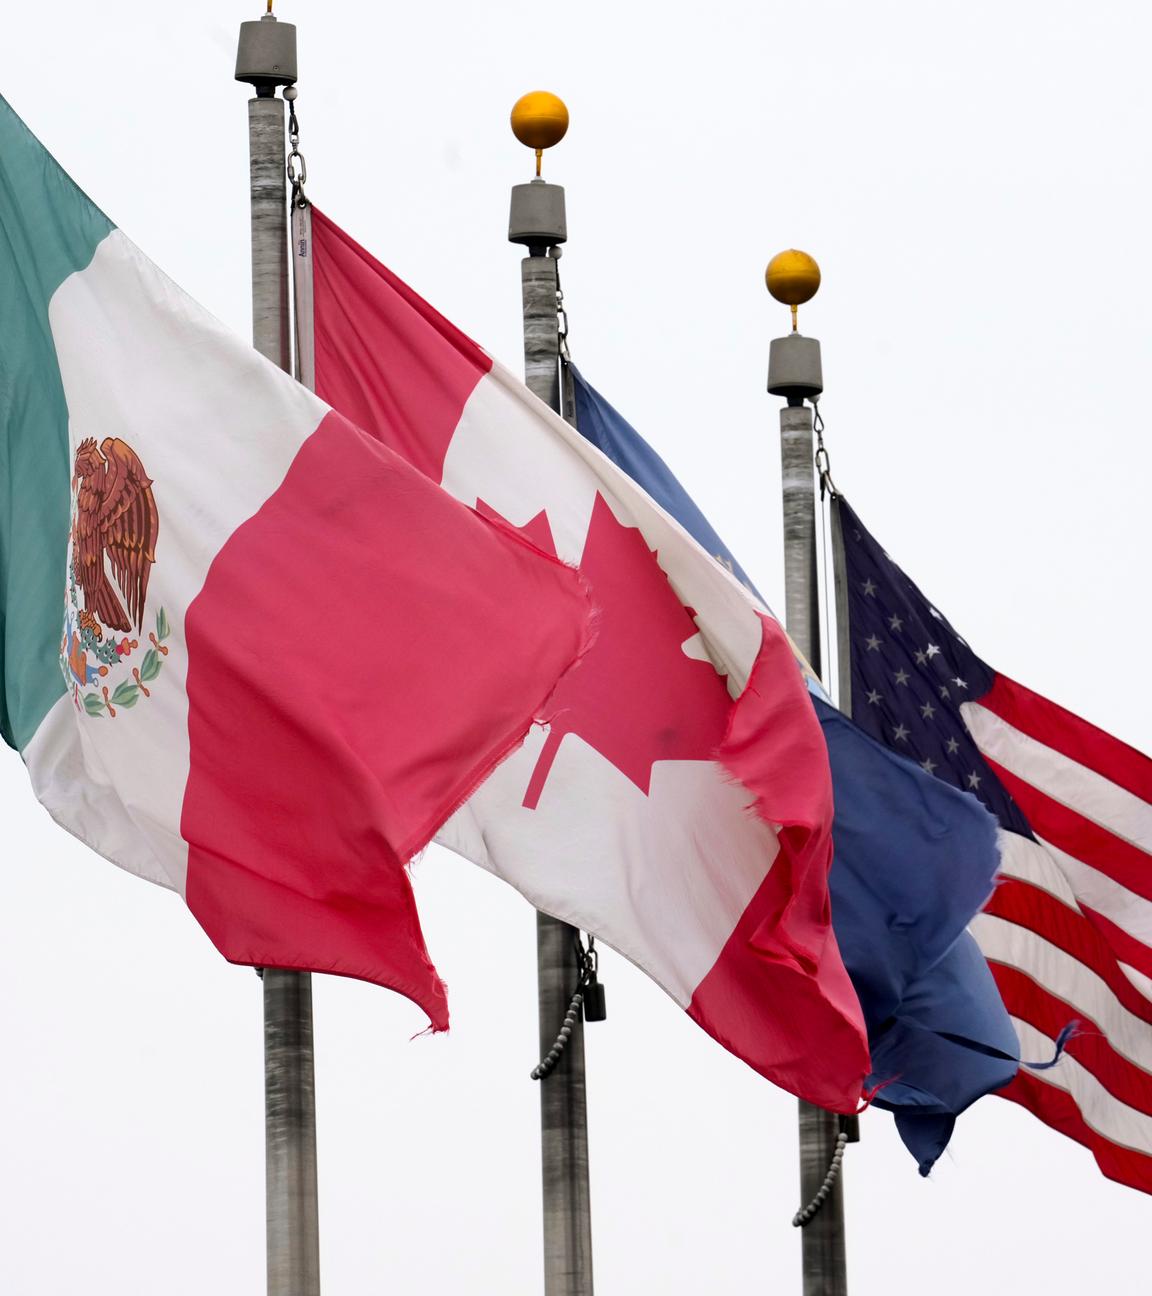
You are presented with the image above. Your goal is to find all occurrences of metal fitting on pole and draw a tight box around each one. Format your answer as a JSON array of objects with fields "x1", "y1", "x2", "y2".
[
  {"x1": 509, "y1": 90, "x2": 570, "y2": 258},
  {"x1": 236, "y1": 12, "x2": 298, "y2": 96},
  {"x1": 509, "y1": 180, "x2": 568, "y2": 256},
  {"x1": 768, "y1": 333, "x2": 823, "y2": 407},
  {"x1": 766, "y1": 248, "x2": 823, "y2": 407}
]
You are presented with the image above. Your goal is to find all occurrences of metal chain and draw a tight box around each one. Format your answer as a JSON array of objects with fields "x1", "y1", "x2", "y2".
[
  {"x1": 530, "y1": 933, "x2": 596, "y2": 1080},
  {"x1": 531, "y1": 934, "x2": 596, "y2": 1081},
  {"x1": 284, "y1": 86, "x2": 309, "y2": 209},
  {"x1": 812, "y1": 399, "x2": 839, "y2": 501},
  {"x1": 806, "y1": 397, "x2": 852, "y2": 1222},
  {"x1": 553, "y1": 249, "x2": 571, "y2": 362},
  {"x1": 553, "y1": 251, "x2": 577, "y2": 421},
  {"x1": 813, "y1": 397, "x2": 839, "y2": 681},
  {"x1": 792, "y1": 1119, "x2": 850, "y2": 1228}
]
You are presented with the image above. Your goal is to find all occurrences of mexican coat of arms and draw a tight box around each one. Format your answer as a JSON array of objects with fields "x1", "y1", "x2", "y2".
[{"x1": 61, "y1": 437, "x2": 169, "y2": 717}]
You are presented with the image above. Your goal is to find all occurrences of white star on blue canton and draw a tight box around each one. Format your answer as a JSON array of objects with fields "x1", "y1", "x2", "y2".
[
  {"x1": 920, "y1": 702, "x2": 936, "y2": 719},
  {"x1": 920, "y1": 758, "x2": 937, "y2": 774},
  {"x1": 966, "y1": 771, "x2": 981, "y2": 789},
  {"x1": 939, "y1": 685, "x2": 951, "y2": 699},
  {"x1": 946, "y1": 737, "x2": 960, "y2": 754},
  {"x1": 866, "y1": 688, "x2": 883, "y2": 705},
  {"x1": 914, "y1": 650, "x2": 927, "y2": 666},
  {"x1": 865, "y1": 634, "x2": 882, "y2": 651},
  {"x1": 893, "y1": 724, "x2": 910, "y2": 742},
  {"x1": 926, "y1": 644, "x2": 941, "y2": 659},
  {"x1": 952, "y1": 677, "x2": 968, "y2": 690},
  {"x1": 863, "y1": 578, "x2": 877, "y2": 597},
  {"x1": 894, "y1": 668, "x2": 910, "y2": 686},
  {"x1": 888, "y1": 614, "x2": 903, "y2": 631}
]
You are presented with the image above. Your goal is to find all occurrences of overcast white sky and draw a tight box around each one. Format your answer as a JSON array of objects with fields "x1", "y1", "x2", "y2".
[{"x1": 2, "y1": 2, "x2": 1150, "y2": 1292}]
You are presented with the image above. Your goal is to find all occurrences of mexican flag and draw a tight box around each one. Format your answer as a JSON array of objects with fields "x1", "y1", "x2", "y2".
[{"x1": 0, "y1": 96, "x2": 593, "y2": 1028}]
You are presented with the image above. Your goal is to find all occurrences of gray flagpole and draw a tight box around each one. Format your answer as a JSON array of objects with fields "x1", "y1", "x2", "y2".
[
  {"x1": 766, "y1": 252, "x2": 849, "y2": 1296},
  {"x1": 508, "y1": 94, "x2": 594, "y2": 1296},
  {"x1": 235, "y1": 12, "x2": 322, "y2": 1295}
]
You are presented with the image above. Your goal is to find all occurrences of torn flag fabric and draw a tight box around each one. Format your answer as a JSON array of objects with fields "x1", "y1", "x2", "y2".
[
  {"x1": 305, "y1": 206, "x2": 870, "y2": 1111},
  {"x1": 0, "y1": 96, "x2": 593, "y2": 1028},
  {"x1": 569, "y1": 366, "x2": 1017, "y2": 1175}
]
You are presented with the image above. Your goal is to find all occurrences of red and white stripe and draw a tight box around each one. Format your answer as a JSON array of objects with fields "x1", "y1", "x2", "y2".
[{"x1": 961, "y1": 674, "x2": 1152, "y2": 1193}]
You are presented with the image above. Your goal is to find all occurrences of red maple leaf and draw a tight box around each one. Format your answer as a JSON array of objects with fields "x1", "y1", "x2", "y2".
[{"x1": 478, "y1": 492, "x2": 731, "y2": 808}]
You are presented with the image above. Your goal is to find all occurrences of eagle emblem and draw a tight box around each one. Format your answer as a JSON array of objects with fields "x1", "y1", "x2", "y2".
[
  {"x1": 72, "y1": 436, "x2": 158, "y2": 634},
  {"x1": 62, "y1": 437, "x2": 169, "y2": 718}
]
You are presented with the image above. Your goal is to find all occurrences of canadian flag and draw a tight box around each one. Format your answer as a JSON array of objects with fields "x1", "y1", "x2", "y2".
[{"x1": 304, "y1": 208, "x2": 870, "y2": 1111}]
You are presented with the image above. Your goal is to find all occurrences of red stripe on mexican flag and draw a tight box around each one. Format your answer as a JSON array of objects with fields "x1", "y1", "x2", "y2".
[{"x1": 2, "y1": 98, "x2": 592, "y2": 1030}]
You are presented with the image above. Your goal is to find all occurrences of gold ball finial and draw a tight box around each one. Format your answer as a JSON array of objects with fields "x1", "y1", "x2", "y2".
[
  {"x1": 766, "y1": 249, "x2": 821, "y2": 331},
  {"x1": 511, "y1": 91, "x2": 569, "y2": 177}
]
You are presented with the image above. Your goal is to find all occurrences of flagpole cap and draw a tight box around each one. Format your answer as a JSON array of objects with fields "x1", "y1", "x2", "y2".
[
  {"x1": 766, "y1": 249, "x2": 820, "y2": 332},
  {"x1": 235, "y1": 12, "x2": 298, "y2": 93},
  {"x1": 766, "y1": 253, "x2": 823, "y2": 403},
  {"x1": 511, "y1": 92, "x2": 569, "y2": 177},
  {"x1": 766, "y1": 249, "x2": 821, "y2": 306},
  {"x1": 768, "y1": 333, "x2": 823, "y2": 403}
]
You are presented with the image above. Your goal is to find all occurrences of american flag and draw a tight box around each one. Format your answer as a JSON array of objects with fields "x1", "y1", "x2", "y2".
[{"x1": 837, "y1": 494, "x2": 1152, "y2": 1193}]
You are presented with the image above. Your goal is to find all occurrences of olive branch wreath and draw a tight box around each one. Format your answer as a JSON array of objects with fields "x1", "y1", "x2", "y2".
[{"x1": 82, "y1": 607, "x2": 170, "y2": 718}]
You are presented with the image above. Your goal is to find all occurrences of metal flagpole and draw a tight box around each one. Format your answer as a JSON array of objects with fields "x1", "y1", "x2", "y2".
[
  {"x1": 507, "y1": 93, "x2": 594, "y2": 1296},
  {"x1": 765, "y1": 250, "x2": 849, "y2": 1296},
  {"x1": 235, "y1": 12, "x2": 322, "y2": 1296}
]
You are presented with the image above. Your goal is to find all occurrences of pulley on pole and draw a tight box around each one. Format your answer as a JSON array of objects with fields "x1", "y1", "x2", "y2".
[
  {"x1": 766, "y1": 250, "x2": 850, "y2": 1296},
  {"x1": 508, "y1": 92, "x2": 595, "y2": 1296},
  {"x1": 235, "y1": 12, "x2": 322, "y2": 1295}
]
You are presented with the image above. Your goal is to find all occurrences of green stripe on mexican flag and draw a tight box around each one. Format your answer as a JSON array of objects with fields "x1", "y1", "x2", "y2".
[
  {"x1": 0, "y1": 95, "x2": 593, "y2": 1028},
  {"x1": 0, "y1": 99, "x2": 113, "y2": 751}
]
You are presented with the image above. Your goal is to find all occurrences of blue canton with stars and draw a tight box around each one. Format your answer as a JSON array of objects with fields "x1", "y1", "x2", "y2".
[{"x1": 838, "y1": 496, "x2": 1031, "y2": 838}]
